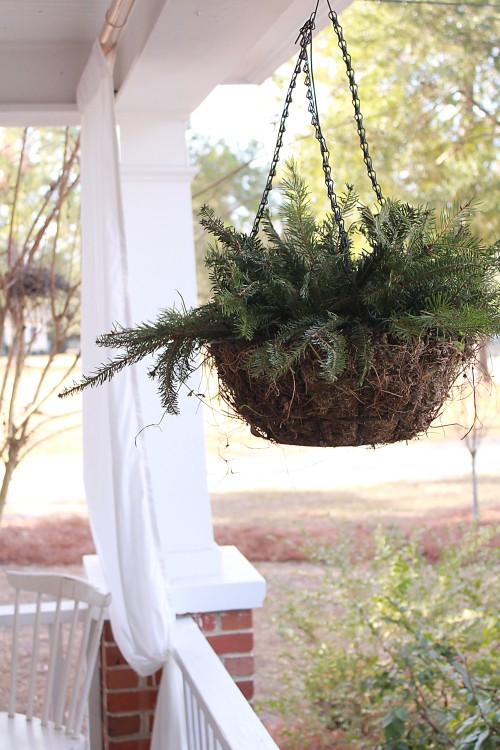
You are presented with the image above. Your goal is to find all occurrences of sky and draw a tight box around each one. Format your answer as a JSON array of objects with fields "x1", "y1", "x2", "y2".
[
  {"x1": 188, "y1": 57, "x2": 333, "y2": 168},
  {"x1": 189, "y1": 80, "x2": 284, "y2": 154}
]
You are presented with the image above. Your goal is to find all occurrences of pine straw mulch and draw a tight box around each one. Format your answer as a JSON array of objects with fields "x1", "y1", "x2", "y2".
[{"x1": 1, "y1": 507, "x2": 499, "y2": 567}]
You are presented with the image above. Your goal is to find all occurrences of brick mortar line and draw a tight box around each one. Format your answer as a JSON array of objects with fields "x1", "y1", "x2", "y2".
[
  {"x1": 106, "y1": 713, "x2": 152, "y2": 719},
  {"x1": 212, "y1": 629, "x2": 253, "y2": 635},
  {"x1": 104, "y1": 688, "x2": 156, "y2": 694}
]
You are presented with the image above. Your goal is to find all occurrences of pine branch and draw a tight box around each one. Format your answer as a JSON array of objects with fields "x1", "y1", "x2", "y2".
[
  {"x1": 63, "y1": 163, "x2": 500, "y2": 413},
  {"x1": 60, "y1": 351, "x2": 144, "y2": 398}
]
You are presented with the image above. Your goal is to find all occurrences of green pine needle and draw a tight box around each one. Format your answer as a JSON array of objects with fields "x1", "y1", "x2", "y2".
[{"x1": 61, "y1": 162, "x2": 500, "y2": 414}]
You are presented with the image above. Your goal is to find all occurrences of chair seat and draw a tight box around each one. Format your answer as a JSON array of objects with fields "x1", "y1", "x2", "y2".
[{"x1": 0, "y1": 713, "x2": 88, "y2": 750}]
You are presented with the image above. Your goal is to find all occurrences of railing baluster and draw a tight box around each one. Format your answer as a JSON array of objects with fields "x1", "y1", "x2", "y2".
[
  {"x1": 192, "y1": 688, "x2": 201, "y2": 750},
  {"x1": 183, "y1": 679, "x2": 194, "y2": 750},
  {"x1": 172, "y1": 617, "x2": 278, "y2": 750},
  {"x1": 196, "y1": 701, "x2": 205, "y2": 749},
  {"x1": 202, "y1": 712, "x2": 212, "y2": 750},
  {"x1": 8, "y1": 589, "x2": 21, "y2": 717}
]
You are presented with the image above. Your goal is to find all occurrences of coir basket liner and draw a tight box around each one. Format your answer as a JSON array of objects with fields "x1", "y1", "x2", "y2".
[{"x1": 209, "y1": 334, "x2": 474, "y2": 448}]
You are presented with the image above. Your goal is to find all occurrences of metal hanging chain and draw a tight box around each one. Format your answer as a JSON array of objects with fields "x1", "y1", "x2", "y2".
[
  {"x1": 326, "y1": 0, "x2": 383, "y2": 204},
  {"x1": 302, "y1": 29, "x2": 351, "y2": 254},
  {"x1": 250, "y1": 17, "x2": 313, "y2": 238},
  {"x1": 251, "y1": 13, "x2": 350, "y2": 253},
  {"x1": 251, "y1": 0, "x2": 384, "y2": 240}
]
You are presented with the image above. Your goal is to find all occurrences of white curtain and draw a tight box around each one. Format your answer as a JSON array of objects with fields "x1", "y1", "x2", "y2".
[{"x1": 77, "y1": 41, "x2": 186, "y2": 749}]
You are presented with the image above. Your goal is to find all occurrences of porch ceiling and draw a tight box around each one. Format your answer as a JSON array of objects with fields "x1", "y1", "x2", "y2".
[{"x1": 0, "y1": 0, "x2": 352, "y2": 125}]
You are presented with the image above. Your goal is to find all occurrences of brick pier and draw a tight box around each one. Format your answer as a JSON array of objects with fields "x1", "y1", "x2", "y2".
[{"x1": 100, "y1": 609, "x2": 255, "y2": 750}]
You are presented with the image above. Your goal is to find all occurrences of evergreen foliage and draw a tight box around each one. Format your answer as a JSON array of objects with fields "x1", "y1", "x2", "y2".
[
  {"x1": 188, "y1": 135, "x2": 267, "y2": 301},
  {"x1": 61, "y1": 163, "x2": 500, "y2": 414}
]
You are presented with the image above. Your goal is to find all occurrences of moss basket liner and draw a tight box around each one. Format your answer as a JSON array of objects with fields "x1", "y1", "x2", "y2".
[{"x1": 209, "y1": 334, "x2": 475, "y2": 448}]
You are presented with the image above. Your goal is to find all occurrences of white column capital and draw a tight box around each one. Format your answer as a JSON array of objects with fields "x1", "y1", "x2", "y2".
[
  {"x1": 121, "y1": 164, "x2": 198, "y2": 183},
  {"x1": 117, "y1": 112, "x2": 191, "y2": 168}
]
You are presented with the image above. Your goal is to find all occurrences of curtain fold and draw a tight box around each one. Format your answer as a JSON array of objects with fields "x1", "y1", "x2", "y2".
[{"x1": 77, "y1": 40, "x2": 186, "y2": 749}]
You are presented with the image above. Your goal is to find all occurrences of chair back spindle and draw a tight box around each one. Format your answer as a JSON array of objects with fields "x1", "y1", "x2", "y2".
[{"x1": 5, "y1": 571, "x2": 111, "y2": 741}]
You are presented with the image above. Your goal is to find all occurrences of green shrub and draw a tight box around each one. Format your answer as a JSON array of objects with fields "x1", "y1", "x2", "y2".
[{"x1": 273, "y1": 526, "x2": 500, "y2": 749}]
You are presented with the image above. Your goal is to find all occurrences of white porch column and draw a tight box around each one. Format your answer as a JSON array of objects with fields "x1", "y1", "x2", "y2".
[{"x1": 117, "y1": 112, "x2": 220, "y2": 581}]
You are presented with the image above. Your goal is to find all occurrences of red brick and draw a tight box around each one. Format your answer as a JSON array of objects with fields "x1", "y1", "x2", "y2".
[
  {"x1": 223, "y1": 656, "x2": 254, "y2": 677},
  {"x1": 107, "y1": 669, "x2": 140, "y2": 690},
  {"x1": 146, "y1": 669, "x2": 163, "y2": 688},
  {"x1": 236, "y1": 680, "x2": 254, "y2": 700},
  {"x1": 193, "y1": 612, "x2": 217, "y2": 632},
  {"x1": 104, "y1": 645, "x2": 128, "y2": 667},
  {"x1": 107, "y1": 714, "x2": 142, "y2": 737},
  {"x1": 206, "y1": 632, "x2": 253, "y2": 655},
  {"x1": 100, "y1": 609, "x2": 256, "y2": 750},
  {"x1": 108, "y1": 739, "x2": 151, "y2": 750},
  {"x1": 103, "y1": 621, "x2": 115, "y2": 642},
  {"x1": 221, "y1": 610, "x2": 252, "y2": 631},
  {"x1": 107, "y1": 690, "x2": 158, "y2": 714}
]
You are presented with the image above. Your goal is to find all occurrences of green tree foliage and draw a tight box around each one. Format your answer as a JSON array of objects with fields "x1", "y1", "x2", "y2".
[
  {"x1": 189, "y1": 134, "x2": 268, "y2": 300},
  {"x1": 275, "y1": 0, "x2": 499, "y2": 242}
]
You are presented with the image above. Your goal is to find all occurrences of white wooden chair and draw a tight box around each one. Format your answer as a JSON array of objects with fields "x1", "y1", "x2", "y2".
[{"x1": 0, "y1": 571, "x2": 111, "y2": 749}]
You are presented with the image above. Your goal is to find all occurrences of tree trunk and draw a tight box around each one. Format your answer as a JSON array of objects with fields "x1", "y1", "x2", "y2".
[
  {"x1": 471, "y1": 450, "x2": 479, "y2": 522},
  {"x1": 0, "y1": 442, "x2": 20, "y2": 522}
]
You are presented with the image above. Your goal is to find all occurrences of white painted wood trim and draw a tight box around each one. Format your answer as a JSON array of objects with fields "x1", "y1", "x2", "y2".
[
  {"x1": 0, "y1": 104, "x2": 81, "y2": 126},
  {"x1": 173, "y1": 616, "x2": 278, "y2": 749},
  {"x1": 84, "y1": 546, "x2": 266, "y2": 616},
  {"x1": 120, "y1": 164, "x2": 197, "y2": 182}
]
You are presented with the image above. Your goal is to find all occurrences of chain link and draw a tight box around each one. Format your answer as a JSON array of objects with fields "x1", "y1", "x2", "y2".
[
  {"x1": 302, "y1": 40, "x2": 351, "y2": 253},
  {"x1": 250, "y1": 18, "x2": 312, "y2": 238},
  {"x1": 251, "y1": 0, "x2": 384, "y2": 241},
  {"x1": 326, "y1": 0, "x2": 384, "y2": 204}
]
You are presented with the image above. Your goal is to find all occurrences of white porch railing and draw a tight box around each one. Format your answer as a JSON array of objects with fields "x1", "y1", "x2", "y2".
[
  {"x1": 173, "y1": 616, "x2": 278, "y2": 750},
  {"x1": 0, "y1": 605, "x2": 278, "y2": 750}
]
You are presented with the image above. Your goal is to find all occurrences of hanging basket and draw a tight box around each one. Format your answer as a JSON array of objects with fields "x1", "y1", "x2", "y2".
[
  {"x1": 202, "y1": 2, "x2": 477, "y2": 447},
  {"x1": 62, "y1": 0, "x2": 496, "y2": 450},
  {"x1": 209, "y1": 335, "x2": 474, "y2": 448}
]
